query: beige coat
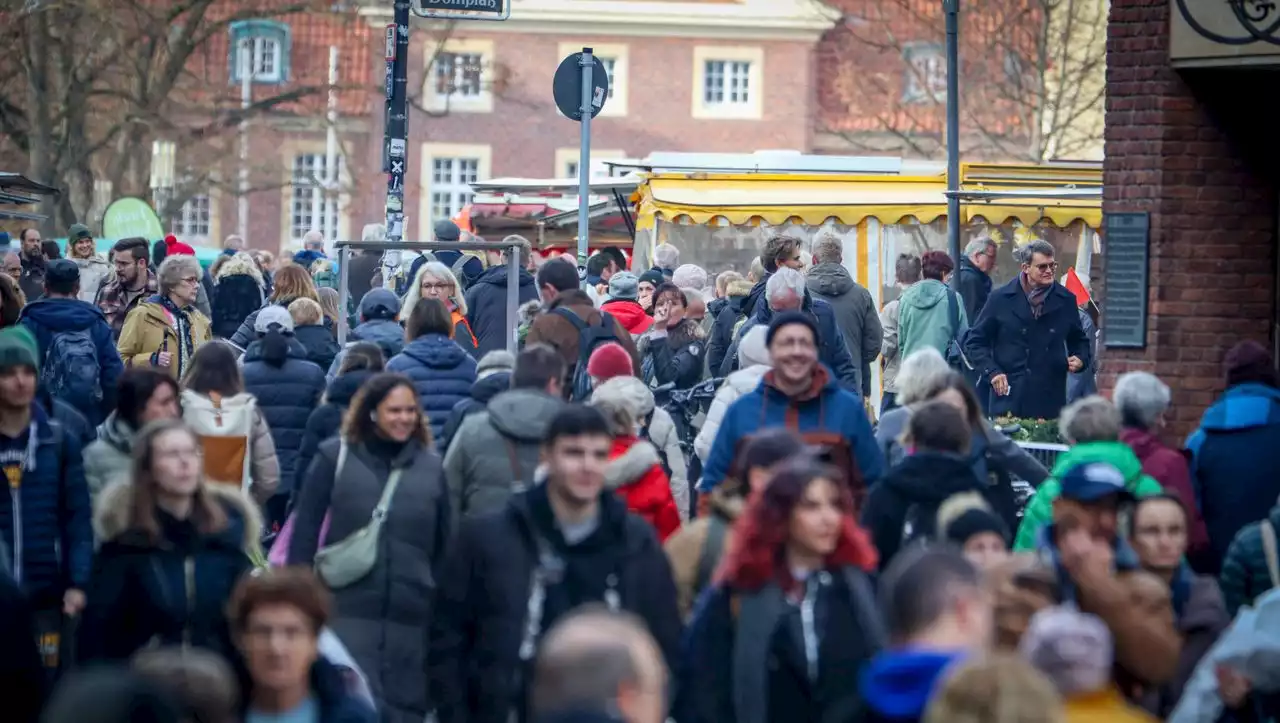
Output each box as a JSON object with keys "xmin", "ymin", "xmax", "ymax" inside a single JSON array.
[{"xmin": 117, "ymin": 300, "xmax": 213, "ymax": 379}]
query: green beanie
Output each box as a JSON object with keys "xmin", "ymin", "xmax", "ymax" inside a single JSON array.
[{"xmin": 0, "ymin": 326, "xmax": 40, "ymax": 374}]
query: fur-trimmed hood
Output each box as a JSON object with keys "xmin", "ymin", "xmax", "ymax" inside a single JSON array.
[
  {"xmin": 592, "ymin": 375, "xmax": 656, "ymax": 420},
  {"xmin": 726, "ymin": 278, "xmax": 753, "ymax": 298},
  {"xmin": 94, "ymin": 480, "xmax": 264, "ymax": 556},
  {"xmin": 738, "ymin": 325, "xmax": 770, "ymax": 368},
  {"xmin": 518, "ymin": 299, "xmax": 543, "ymax": 327},
  {"xmin": 605, "ymin": 439, "xmax": 663, "ymax": 490},
  {"xmin": 216, "ymin": 251, "xmax": 265, "ymax": 288},
  {"xmin": 667, "ymin": 317, "xmax": 706, "ymax": 347}
]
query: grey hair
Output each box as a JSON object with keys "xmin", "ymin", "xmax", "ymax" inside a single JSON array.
[
  {"xmin": 896, "ymin": 348, "xmax": 952, "ymax": 405},
  {"xmin": 1059, "ymin": 395, "xmax": 1121, "ymax": 444},
  {"xmin": 747, "ymin": 256, "xmax": 765, "ymax": 283},
  {"xmin": 302, "ymin": 229, "xmax": 325, "ymax": 250},
  {"xmin": 963, "ymin": 237, "xmax": 995, "ymax": 257},
  {"xmin": 532, "ymin": 606, "xmax": 657, "ymax": 717},
  {"xmin": 765, "ymin": 267, "xmax": 806, "ymax": 305},
  {"xmin": 812, "ymin": 233, "xmax": 843, "ymax": 264},
  {"xmin": 1113, "ymin": 371, "xmax": 1171, "ymax": 430},
  {"xmin": 654, "ymin": 242, "xmax": 680, "ymax": 269},
  {"xmin": 1014, "ymin": 239, "xmax": 1055, "ymax": 265},
  {"xmin": 500, "ymin": 234, "xmax": 531, "ymax": 262},
  {"xmin": 715, "ymin": 270, "xmax": 743, "ymax": 294},
  {"xmin": 672, "ymin": 264, "xmax": 708, "ymax": 292},
  {"xmin": 157, "ymin": 255, "xmax": 203, "ymax": 296},
  {"xmin": 402, "ymin": 261, "xmax": 468, "ymax": 317}
]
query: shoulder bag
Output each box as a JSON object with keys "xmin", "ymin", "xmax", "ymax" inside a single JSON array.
[{"xmin": 314, "ymin": 442, "xmax": 404, "ymax": 589}]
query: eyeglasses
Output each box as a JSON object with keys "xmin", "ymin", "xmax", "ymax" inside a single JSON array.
[
  {"xmin": 180, "ymin": 276, "xmax": 200, "ymax": 285},
  {"xmin": 421, "ymin": 282, "xmax": 453, "ymax": 292},
  {"xmin": 1029, "ymin": 262, "xmax": 1058, "ymax": 272}
]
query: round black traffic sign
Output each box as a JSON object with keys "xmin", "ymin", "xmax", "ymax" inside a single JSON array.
[{"xmin": 553, "ymin": 51, "xmax": 610, "ymax": 121}]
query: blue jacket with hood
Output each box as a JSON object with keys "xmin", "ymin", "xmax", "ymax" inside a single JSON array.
[
  {"xmin": 1186, "ymin": 382, "xmax": 1280, "ymax": 563},
  {"xmin": 325, "ymin": 289, "xmax": 406, "ymax": 381},
  {"xmin": 19, "ymin": 297, "xmax": 124, "ymax": 424},
  {"xmin": 464, "ymin": 265, "xmax": 538, "ymax": 356},
  {"xmin": 859, "ymin": 649, "xmax": 964, "ymax": 723},
  {"xmin": 699, "ymin": 366, "xmax": 883, "ymax": 492},
  {"xmin": 387, "ymin": 334, "xmax": 478, "ymax": 442}
]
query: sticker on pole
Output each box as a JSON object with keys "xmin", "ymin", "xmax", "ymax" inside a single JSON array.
[
  {"xmin": 553, "ymin": 51, "xmax": 610, "ymax": 121},
  {"xmin": 413, "ymin": 0, "xmax": 510, "ymax": 21}
]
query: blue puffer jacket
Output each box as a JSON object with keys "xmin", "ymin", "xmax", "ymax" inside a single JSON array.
[
  {"xmin": 327, "ymin": 319, "xmax": 406, "ymax": 382},
  {"xmin": 387, "ymin": 334, "xmax": 477, "ymax": 441},
  {"xmin": 1187, "ymin": 383, "xmax": 1280, "ymax": 566},
  {"xmin": 19, "ymin": 297, "xmax": 124, "ymax": 425},
  {"xmin": 243, "ymin": 339, "xmax": 327, "ymax": 484},
  {"xmin": 0, "ymin": 404, "xmax": 93, "ymax": 607}
]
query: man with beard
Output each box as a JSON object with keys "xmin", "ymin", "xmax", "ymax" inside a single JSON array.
[
  {"xmin": 16, "ymin": 229, "xmax": 46, "ymax": 302},
  {"xmin": 95, "ymin": 237, "xmax": 158, "ymax": 339}
]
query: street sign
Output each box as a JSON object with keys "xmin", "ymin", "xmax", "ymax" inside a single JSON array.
[
  {"xmin": 412, "ymin": 0, "xmax": 510, "ymax": 21},
  {"xmin": 553, "ymin": 52, "xmax": 609, "ymax": 121}
]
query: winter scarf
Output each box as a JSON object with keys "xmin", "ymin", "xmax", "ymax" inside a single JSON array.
[
  {"xmin": 153, "ymin": 294, "xmax": 196, "ymax": 378},
  {"xmin": 1020, "ymin": 272, "xmax": 1051, "ymax": 319}
]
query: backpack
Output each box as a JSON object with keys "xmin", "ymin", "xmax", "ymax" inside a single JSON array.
[
  {"xmin": 40, "ymin": 329, "xmax": 102, "ymax": 410},
  {"xmin": 553, "ymin": 307, "xmax": 619, "ymax": 402},
  {"xmin": 181, "ymin": 389, "xmax": 258, "ymax": 491}
]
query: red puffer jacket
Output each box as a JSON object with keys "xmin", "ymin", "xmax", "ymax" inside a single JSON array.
[
  {"xmin": 601, "ymin": 299, "xmax": 653, "ymax": 336},
  {"xmin": 604, "ymin": 435, "xmax": 680, "ymax": 540}
]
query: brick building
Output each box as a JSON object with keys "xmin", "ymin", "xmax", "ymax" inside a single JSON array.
[{"xmin": 1099, "ymin": 0, "xmax": 1279, "ymax": 437}]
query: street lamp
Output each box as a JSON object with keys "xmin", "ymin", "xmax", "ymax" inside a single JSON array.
[
  {"xmin": 150, "ymin": 139, "xmax": 176, "ymax": 228},
  {"xmin": 944, "ymin": 0, "xmax": 961, "ymax": 293}
]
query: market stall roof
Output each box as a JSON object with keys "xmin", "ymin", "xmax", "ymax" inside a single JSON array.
[
  {"xmin": 470, "ymin": 176, "xmax": 640, "ymax": 196},
  {"xmin": 0, "ymin": 173, "xmax": 59, "ymax": 196}
]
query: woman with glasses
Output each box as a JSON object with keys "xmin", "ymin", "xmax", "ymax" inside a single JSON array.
[
  {"xmin": 79, "ymin": 419, "xmax": 257, "ymax": 662},
  {"xmin": 118, "ymin": 254, "xmax": 213, "ymax": 380},
  {"xmin": 401, "ymin": 261, "xmax": 478, "ymax": 357}
]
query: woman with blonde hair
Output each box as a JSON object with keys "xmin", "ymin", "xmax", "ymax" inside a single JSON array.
[
  {"xmin": 924, "ymin": 653, "xmax": 1065, "ymax": 723},
  {"xmin": 229, "ymin": 263, "xmax": 320, "ymax": 347},
  {"xmin": 67, "ymin": 227, "xmax": 111, "ymax": 302},
  {"xmin": 401, "ymin": 260, "xmax": 477, "ymax": 356},
  {"xmin": 79, "ymin": 419, "xmax": 259, "ymax": 662},
  {"xmin": 317, "ymin": 285, "xmax": 344, "ymax": 333},
  {"xmin": 211, "ymin": 251, "xmax": 265, "ymax": 339}
]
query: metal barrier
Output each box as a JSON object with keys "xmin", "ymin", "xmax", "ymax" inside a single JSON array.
[{"xmin": 1015, "ymin": 442, "xmax": 1070, "ymax": 472}]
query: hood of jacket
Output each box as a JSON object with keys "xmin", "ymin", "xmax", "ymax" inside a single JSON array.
[
  {"xmin": 1048, "ymin": 440, "xmax": 1146, "ymax": 487},
  {"xmin": 601, "ymin": 299, "xmax": 652, "ymax": 333},
  {"xmin": 243, "ymin": 336, "xmax": 309, "ymax": 364},
  {"xmin": 592, "ymin": 375, "xmax": 656, "ymax": 419},
  {"xmin": 548, "ymin": 288, "xmax": 597, "ymax": 316},
  {"xmin": 604, "ymin": 437, "xmax": 663, "ymax": 490},
  {"xmin": 806, "ymin": 262, "xmax": 856, "ymax": 297},
  {"xmin": 885, "ymin": 451, "xmax": 986, "ymax": 504},
  {"xmin": 860, "ymin": 649, "xmax": 965, "ymax": 719},
  {"xmin": 477, "ymin": 263, "xmax": 536, "ymax": 290},
  {"xmin": 900, "ymin": 278, "xmax": 949, "ymax": 311},
  {"xmin": 742, "ymin": 275, "xmax": 770, "ymax": 318},
  {"xmin": 470, "ymin": 370, "xmax": 511, "ymax": 404},
  {"xmin": 93, "ymin": 479, "xmax": 264, "ymax": 554},
  {"xmin": 738, "ymin": 324, "xmax": 770, "ymax": 368},
  {"xmin": 95, "ymin": 412, "xmax": 136, "ymax": 454},
  {"xmin": 1118, "ymin": 427, "xmax": 1172, "ymax": 463},
  {"xmin": 18, "ymin": 296, "xmax": 109, "ymax": 332},
  {"xmin": 215, "ymin": 253, "xmax": 265, "ymax": 286},
  {"xmin": 1197, "ymin": 382, "xmax": 1280, "ymax": 433},
  {"xmin": 73, "ymin": 254, "xmax": 109, "ymax": 271},
  {"xmin": 488, "ymin": 388, "xmax": 565, "ymax": 443},
  {"xmin": 324, "ymin": 369, "xmax": 376, "ymax": 407},
  {"xmin": 401, "ymin": 333, "xmax": 469, "ymax": 369},
  {"xmin": 292, "ymin": 249, "xmax": 326, "ymax": 269},
  {"xmin": 350, "ymin": 318, "xmax": 404, "ymax": 348}
]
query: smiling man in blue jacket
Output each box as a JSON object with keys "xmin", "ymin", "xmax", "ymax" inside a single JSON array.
[
  {"xmin": 700, "ymin": 310, "xmax": 883, "ymax": 495},
  {"xmin": 19, "ymin": 259, "xmax": 123, "ymax": 426}
]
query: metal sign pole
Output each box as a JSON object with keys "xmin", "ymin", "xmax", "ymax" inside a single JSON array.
[
  {"xmin": 337, "ymin": 245, "xmax": 351, "ymax": 344},
  {"xmin": 383, "ymin": 0, "xmax": 411, "ymax": 288},
  {"xmin": 576, "ymin": 48, "xmax": 594, "ymax": 266},
  {"xmin": 944, "ymin": 0, "xmax": 962, "ymax": 293},
  {"xmin": 506, "ymin": 246, "xmax": 520, "ymax": 354}
]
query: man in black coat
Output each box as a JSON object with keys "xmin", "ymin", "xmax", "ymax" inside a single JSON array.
[
  {"xmin": 957, "ymin": 237, "xmax": 997, "ymax": 321},
  {"xmin": 466, "ymin": 240, "xmax": 539, "ymax": 356},
  {"xmin": 962, "ymin": 240, "xmax": 1091, "ymax": 420},
  {"xmin": 429, "ymin": 404, "xmax": 682, "ymax": 723}
]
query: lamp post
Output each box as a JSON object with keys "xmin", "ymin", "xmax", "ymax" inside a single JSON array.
[
  {"xmin": 150, "ymin": 140, "xmax": 176, "ymax": 230},
  {"xmin": 944, "ymin": 0, "xmax": 962, "ymax": 293}
]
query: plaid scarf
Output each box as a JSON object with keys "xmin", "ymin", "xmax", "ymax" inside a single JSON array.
[{"xmin": 1020, "ymin": 272, "xmax": 1052, "ymax": 319}]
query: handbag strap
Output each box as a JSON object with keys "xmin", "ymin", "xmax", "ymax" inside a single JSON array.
[
  {"xmin": 1263, "ymin": 520, "xmax": 1280, "ymax": 589},
  {"xmin": 370, "ymin": 465, "xmax": 403, "ymax": 523},
  {"xmin": 946, "ymin": 288, "xmax": 961, "ymax": 343}
]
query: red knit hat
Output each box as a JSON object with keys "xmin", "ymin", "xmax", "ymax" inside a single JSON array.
[
  {"xmin": 586, "ymin": 342, "xmax": 633, "ymax": 382},
  {"xmin": 164, "ymin": 234, "xmax": 196, "ymax": 256}
]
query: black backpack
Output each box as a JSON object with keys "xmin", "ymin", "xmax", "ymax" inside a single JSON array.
[{"xmin": 553, "ymin": 308, "xmax": 619, "ymax": 401}]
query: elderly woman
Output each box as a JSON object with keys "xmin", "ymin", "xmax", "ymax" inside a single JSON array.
[
  {"xmin": 875, "ymin": 348, "xmax": 1048, "ymax": 527},
  {"xmin": 118, "ymin": 254, "xmax": 213, "ymax": 379},
  {"xmin": 1116, "ymin": 371, "xmax": 1210, "ymax": 565},
  {"xmin": 401, "ymin": 261, "xmax": 477, "ymax": 357}
]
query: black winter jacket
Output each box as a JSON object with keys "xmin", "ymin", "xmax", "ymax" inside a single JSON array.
[
  {"xmin": 295, "ymin": 370, "xmax": 376, "ymax": 493},
  {"xmin": 0, "ymin": 571, "xmax": 43, "ymax": 723},
  {"xmin": 243, "ymin": 339, "xmax": 327, "ymax": 484},
  {"xmin": 708, "ymin": 279, "xmax": 766, "ymax": 376},
  {"xmin": 644, "ymin": 320, "xmax": 706, "ymax": 390},
  {"xmin": 465, "ymin": 265, "xmax": 539, "ymax": 357},
  {"xmin": 956, "ymin": 257, "xmax": 992, "ymax": 321},
  {"xmin": 294, "ymin": 323, "xmax": 342, "ymax": 372},
  {"xmin": 211, "ymin": 274, "xmax": 263, "ymax": 339},
  {"xmin": 428, "ymin": 483, "xmax": 683, "ymax": 723},
  {"xmin": 861, "ymin": 451, "xmax": 991, "ymax": 570}
]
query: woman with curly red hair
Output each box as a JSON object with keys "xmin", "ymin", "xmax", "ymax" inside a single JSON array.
[{"xmin": 674, "ymin": 456, "xmax": 885, "ymax": 723}]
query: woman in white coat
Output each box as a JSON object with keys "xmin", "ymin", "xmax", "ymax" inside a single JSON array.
[{"xmin": 694, "ymin": 324, "xmax": 771, "ymax": 462}]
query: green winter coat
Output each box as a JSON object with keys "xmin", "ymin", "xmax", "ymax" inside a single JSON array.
[
  {"xmin": 897, "ymin": 278, "xmax": 968, "ymax": 361},
  {"xmin": 1013, "ymin": 441, "xmax": 1164, "ymax": 551}
]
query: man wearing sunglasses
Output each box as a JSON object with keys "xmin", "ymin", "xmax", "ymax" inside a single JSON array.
[{"xmin": 962, "ymin": 239, "xmax": 1090, "ymax": 420}]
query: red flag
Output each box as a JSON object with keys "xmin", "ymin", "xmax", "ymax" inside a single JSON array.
[{"xmin": 1064, "ymin": 267, "xmax": 1091, "ymax": 307}]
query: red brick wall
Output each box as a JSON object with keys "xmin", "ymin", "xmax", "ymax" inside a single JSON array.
[{"xmin": 1100, "ymin": 0, "xmax": 1279, "ymax": 439}]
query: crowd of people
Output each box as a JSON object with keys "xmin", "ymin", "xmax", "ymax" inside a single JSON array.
[{"xmin": 5, "ymin": 221, "xmax": 1280, "ymax": 723}]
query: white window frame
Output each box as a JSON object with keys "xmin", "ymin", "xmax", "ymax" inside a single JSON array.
[
  {"xmin": 418, "ymin": 143, "xmax": 492, "ymax": 241},
  {"xmin": 174, "ymin": 194, "xmax": 213, "ymax": 242},
  {"xmin": 692, "ymin": 46, "xmax": 764, "ymax": 120},
  {"xmin": 237, "ymin": 36, "xmax": 283, "ymax": 83},
  {"xmin": 902, "ymin": 43, "xmax": 947, "ymax": 104},
  {"xmin": 557, "ymin": 43, "xmax": 630, "ymax": 117},
  {"xmin": 423, "ymin": 39, "xmax": 494, "ymax": 114},
  {"xmin": 289, "ymin": 153, "xmax": 342, "ymax": 244}
]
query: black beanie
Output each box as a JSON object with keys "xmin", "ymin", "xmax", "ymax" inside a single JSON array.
[
  {"xmin": 766, "ymin": 310, "xmax": 819, "ymax": 346},
  {"xmin": 943, "ymin": 507, "xmax": 1011, "ymax": 548}
]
